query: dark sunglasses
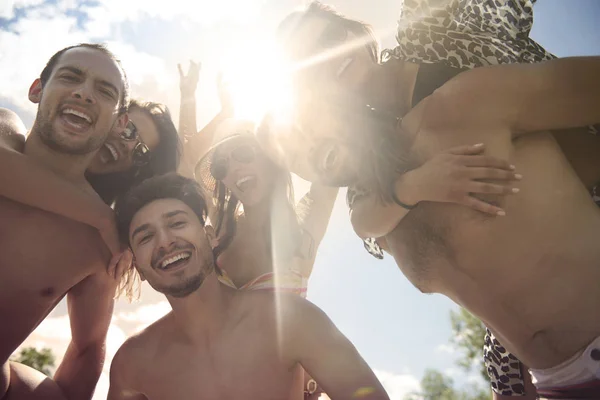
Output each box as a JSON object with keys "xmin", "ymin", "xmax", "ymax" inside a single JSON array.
[
  {"xmin": 210, "ymin": 143, "xmax": 256, "ymax": 181},
  {"xmin": 121, "ymin": 121, "xmax": 151, "ymax": 167}
]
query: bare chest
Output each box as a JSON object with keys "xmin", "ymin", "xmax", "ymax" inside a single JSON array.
[
  {"xmin": 139, "ymin": 331, "xmax": 301, "ymax": 400},
  {"xmin": 0, "ymin": 198, "xmax": 107, "ymax": 357},
  {"xmin": 219, "ymin": 223, "xmax": 272, "ymax": 286}
]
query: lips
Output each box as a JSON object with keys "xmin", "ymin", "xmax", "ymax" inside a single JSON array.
[
  {"xmin": 58, "ymin": 105, "xmax": 95, "ymax": 134},
  {"xmin": 235, "ymin": 175, "xmax": 257, "ymax": 192},
  {"xmin": 155, "ymin": 251, "xmax": 192, "ymax": 271}
]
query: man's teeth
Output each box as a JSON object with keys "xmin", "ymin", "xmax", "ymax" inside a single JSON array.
[
  {"xmin": 105, "ymin": 143, "xmax": 119, "ymax": 161},
  {"xmin": 62, "ymin": 108, "xmax": 92, "ymax": 123},
  {"xmin": 160, "ymin": 252, "xmax": 191, "ymax": 269}
]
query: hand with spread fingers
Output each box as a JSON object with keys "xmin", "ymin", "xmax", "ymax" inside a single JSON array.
[
  {"xmin": 395, "ymin": 143, "xmax": 521, "ymax": 216},
  {"xmin": 178, "ymin": 60, "xmax": 201, "ymax": 99}
]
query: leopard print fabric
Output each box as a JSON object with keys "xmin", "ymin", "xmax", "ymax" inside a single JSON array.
[{"xmin": 484, "ymin": 328, "xmax": 527, "ymax": 396}]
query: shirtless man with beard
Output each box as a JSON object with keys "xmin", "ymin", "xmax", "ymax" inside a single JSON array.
[
  {"xmin": 275, "ymin": 3, "xmax": 600, "ymax": 398},
  {"xmin": 0, "ymin": 43, "xmax": 129, "ymax": 400},
  {"xmin": 108, "ymin": 173, "xmax": 388, "ymax": 400}
]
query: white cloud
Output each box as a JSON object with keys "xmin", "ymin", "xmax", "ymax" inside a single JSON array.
[
  {"xmin": 374, "ymin": 369, "xmax": 421, "ymax": 400},
  {"xmin": 115, "ymin": 301, "xmax": 170, "ymax": 332},
  {"xmin": 85, "ymin": 0, "xmax": 263, "ymax": 26},
  {"xmin": 0, "ymin": 1, "xmax": 176, "ymax": 119},
  {"xmin": 435, "ymin": 343, "xmax": 456, "ymax": 354}
]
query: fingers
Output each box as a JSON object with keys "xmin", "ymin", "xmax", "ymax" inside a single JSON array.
[
  {"xmin": 107, "ymin": 252, "xmax": 123, "ymax": 279},
  {"xmin": 466, "ymin": 167, "xmax": 522, "ymax": 181},
  {"xmin": 467, "ymin": 181, "xmax": 520, "ymax": 195},
  {"xmin": 458, "ymin": 155, "xmax": 515, "ymax": 171},
  {"xmin": 114, "ymin": 250, "xmax": 133, "ymax": 281},
  {"xmin": 446, "ymin": 143, "xmax": 485, "ymax": 155},
  {"xmin": 177, "ymin": 63, "xmax": 184, "ymax": 78},
  {"xmin": 460, "ymin": 196, "xmax": 506, "ymax": 216}
]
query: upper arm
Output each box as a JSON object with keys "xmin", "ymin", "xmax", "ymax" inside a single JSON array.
[
  {"xmin": 427, "ymin": 57, "xmax": 600, "ymax": 136},
  {"xmin": 67, "ymin": 271, "xmax": 116, "ymax": 351},
  {"xmin": 108, "ymin": 344, "xmax": 146, "ymax": 400},
  {"xmin": 0, "ymin": 108, "xmax": 26, "ymax": 151},
  {"xmin": 283, "ymin": 299, "xmax": 388, "ymax": 399}
]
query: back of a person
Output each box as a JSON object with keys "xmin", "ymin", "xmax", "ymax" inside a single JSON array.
[
  {"xmin": 0, "ymin": 196, "xmax": 107, "ymax": 363},
  {"xmin": 386, "ymin": 101, "xmax": 600, "ymax": 371}
]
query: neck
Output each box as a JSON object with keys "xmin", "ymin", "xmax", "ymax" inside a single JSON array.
[
  {"xmin": 362, "ymin": 59, "xmax": 419, "ymax": 117},
  {"xmin": 168, "ymin": 273, "xmax": 232, "ymax": 344},
  {"xmin": 25, "ymin": 129, "xmax": 96, "ymax": 185},
  {"xmin": 242, "ymin": 182, "xmax": 285, "ymax": 226}
]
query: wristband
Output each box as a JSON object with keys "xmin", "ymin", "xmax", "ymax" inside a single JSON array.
[{"xmin": 390, "ymin": 179, "xmax": 416, "ymax": 210}]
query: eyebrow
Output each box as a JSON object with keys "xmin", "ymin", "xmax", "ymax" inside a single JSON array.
[
  {"xmin": 164, "ymin": 210, "xmax": 189, "ymax": 219},
  {"xmin": 130, "ymin": 210, "xmax": 190, "ymax": 242},
  {"xmin": 56, "ymin": 66, "xmax": 120, "ymax": 98},
  {"xmin": 130, "ymin": 223, "xmax": 151, "ymax": 242}
]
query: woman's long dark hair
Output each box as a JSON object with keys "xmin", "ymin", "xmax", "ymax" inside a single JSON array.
[{"xmin": 86, "ymin": 99, "xmax": 182, "ymax": 206}]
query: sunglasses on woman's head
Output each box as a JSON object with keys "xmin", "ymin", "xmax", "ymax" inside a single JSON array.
[
  {"xmin": 121, "ymin": 121, "xmax": 152, "ymax": 167},
  {"xmin": 210, "ymin": 143, "xmax": 257, "ymax": 181}
]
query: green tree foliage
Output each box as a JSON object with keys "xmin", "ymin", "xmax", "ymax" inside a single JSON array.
[
  {"xmin": 12, "ymin": 347, "xmax": 56, "ymax": 376},
  {"xmin": 450, "ymin": 308, "xmax": 488, "ymax": 381},
  {"xmin": 405, "ymin": 369, "xmax": 491, "ymax": 400}
]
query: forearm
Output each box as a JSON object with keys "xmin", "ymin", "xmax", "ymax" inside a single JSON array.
[
  {"xmin": 185, "ymin": 111, "xmax": 229, "ymax": 166},
  {"xmin": 179, "ymin": 94, "xmax": 197, "ymax": 139},
  {"xmin": 0, "ymin": 148, "xmax": 112, "ymax": 228},
  {"xmin": 351, "ymin": 174, "xmax": 418, "ymax": 239},
  {"xmin": 54, "ymin": 341, "xmax": 105, "ymax": 400}
]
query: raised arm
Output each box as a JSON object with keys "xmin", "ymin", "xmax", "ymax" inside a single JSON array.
[
  {"xmin": 427, "ymin": 56, "xmax": 600, "ymax": 135},
  {"xmin": 178, "ymin": 65, "xmax": 233, "ymax": 174},
  {"xmin": 178, "ymin": 60, "xmax": 201, "ymax": 140},
  {"xmin": 0, "ymin": 144, "xmax": 120, "ymax": 255},
  {"xmin": 294, "ymin": 183, "xmax": 338, "ymax": 276},
  {"xmin": 282, "ymin": 297, "xmax": 389, "ymax": 400},
  {"xmin": 54, "ymin": 271, "xmax": 117, "ymax": 400}
]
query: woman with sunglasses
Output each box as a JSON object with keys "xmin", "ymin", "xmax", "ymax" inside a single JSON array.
[
  {"xmin": 0, "ymin": 100, "xmax": 180, "ymax": 294},
  {"xmin": 178, "ymin": 63, "xmax": 338, "ymax": 398}
]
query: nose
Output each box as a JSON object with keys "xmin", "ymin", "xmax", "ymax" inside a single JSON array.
[
  {"xmin": 156, "ymin": 228, "xmax": 176, "ymax": 251},
  {"xmin": 119, "ymin": 138, "xmax": 138, "ymax": 160},
  {"xmin": 71, "ymin": 81, "xmax": 96, "ymax": 104}
]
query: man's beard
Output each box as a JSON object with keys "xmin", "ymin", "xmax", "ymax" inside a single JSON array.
[
  {"xmin": 35, "ymin": 107, "xmax": 107, "ymax": 155},
  {"xmin": 321, "ymin": 98, "xmax": 407, "ymax": 192},
  {"xmin": 152, "ymin": 248, "xmax": 216, "ymax": 298}
]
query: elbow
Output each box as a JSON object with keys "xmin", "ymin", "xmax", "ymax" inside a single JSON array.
[{"xmin": 350, "ymin": 211, "xmax": 396, "ymax": 239}]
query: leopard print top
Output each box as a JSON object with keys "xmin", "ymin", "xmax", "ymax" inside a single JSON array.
[{"xmin": 347, "ymin": 0, "xmax": 598, "ymax": 396}]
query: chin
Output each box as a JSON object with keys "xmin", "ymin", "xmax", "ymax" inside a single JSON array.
[{"xmin": 239, "ymin": 192, "xmax": 263, "ymax": 207}]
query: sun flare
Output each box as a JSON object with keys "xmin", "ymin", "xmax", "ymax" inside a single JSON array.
[{"xmin": 220, "ymin": 39, "xmax": 294, "ymax": 125}]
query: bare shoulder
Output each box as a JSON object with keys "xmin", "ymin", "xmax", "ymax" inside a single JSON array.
[{"xmin": 111, "ymin": 313, "xmax": 175, "ymax": 375}]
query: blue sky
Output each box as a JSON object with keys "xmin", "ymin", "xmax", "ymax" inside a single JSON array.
[{"xmin": 1, "ymin": 0, "xmax": 599, "ymax": 398}]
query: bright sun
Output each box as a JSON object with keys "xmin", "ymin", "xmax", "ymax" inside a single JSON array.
[{"xmin": 220, "ymin": 38, "xmax": 293, "ymax": 124}]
